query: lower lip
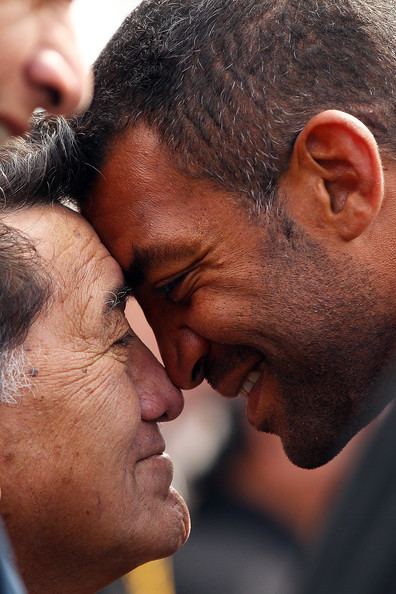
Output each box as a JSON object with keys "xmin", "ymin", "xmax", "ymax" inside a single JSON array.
[
  {"xmin": 139, "ymin": 452, "xmax": 171, "ymax": 464},
  {"xmin": 135, "ymin": 453, "xmax": 175, "ymax": 499},
  {"xmin": 137, "ymin": 452, "xmax": 174, "ymax": 476}
]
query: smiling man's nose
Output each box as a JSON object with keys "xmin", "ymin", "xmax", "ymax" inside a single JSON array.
[
  {"xmin": 159, "ymin": 328, "xmax": 209, "ymax": 390},
  {"xmin": 25, "ymin": 48, "xmax": 93, "ymax": 116}
]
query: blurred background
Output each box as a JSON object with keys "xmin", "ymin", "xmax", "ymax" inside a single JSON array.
[
  {"xmin": 70, "ymin": 4, "xmax": 379, "ymax": 594},
  {"xmin": 71, "ymin": 1, "xmax": 138, "ymax": 67}
]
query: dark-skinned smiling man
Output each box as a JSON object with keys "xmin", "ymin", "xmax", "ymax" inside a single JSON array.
[{"xmin": 8, "ymin": 0, "xmax": 396, "ymax": 592}]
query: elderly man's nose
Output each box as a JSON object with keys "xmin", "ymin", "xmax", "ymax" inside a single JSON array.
[
  {"xmin": 25, "ymin": 49, "xmax": 93, "ymax": 116},
  {"xmin": 139, "ymin": 374, "xmax": 184, "ymax": 423},
  {"xmin": 135, "ymin": 343, "xmax": 184, "ymax": 422},
  {"xmin": 160, "ymin": 328, "xmax": 208, "ymax": 391}
]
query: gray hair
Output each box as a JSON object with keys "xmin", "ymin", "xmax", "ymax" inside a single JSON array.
[
  {"xmin": 0, "ymin": 347, "xmax": 30, "ymax": 404},
  {"xmin": 2, "ymin": 0, "xmax": 396, "ymax": 217},
  {"xmin": 0, "ymin": 138, "xmax": 54, "ymax": 404}
]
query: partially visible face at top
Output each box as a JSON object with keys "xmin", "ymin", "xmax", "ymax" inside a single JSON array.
[
  {"xmin": 0, "ymin": 205, "xmax": 189, "ymax": 594},
  {"xmin": 0, "ymin": 0, "xmax": 91, "ymax": 141},
  {"xmin": 85, "ymin": 123, "xmax": 396, "ymax": 469}
]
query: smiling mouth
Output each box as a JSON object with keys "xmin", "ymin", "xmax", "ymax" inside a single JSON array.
[{"xmin": 238, "ymin": 361, "xmax": 266, "ymax": 399}]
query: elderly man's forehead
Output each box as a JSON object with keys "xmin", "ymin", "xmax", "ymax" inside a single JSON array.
[{"xmin": 2, "ymin": 204, "xmax": 122, "ymax": 291}]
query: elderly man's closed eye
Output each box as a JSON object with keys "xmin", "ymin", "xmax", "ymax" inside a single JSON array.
[{"xmin": 0, "ymin": 205, "xmax": 189, "ymax": 594}]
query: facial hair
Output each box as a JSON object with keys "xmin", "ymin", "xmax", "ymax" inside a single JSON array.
[{"xmin": 259, "ymin": 209, "xmax": 396, "ymax": 468}]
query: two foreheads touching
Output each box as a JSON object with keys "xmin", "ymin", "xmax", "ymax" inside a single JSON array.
[{"xmin": 1, "ymin": 0, "xmax": 396, "ymax": 404}]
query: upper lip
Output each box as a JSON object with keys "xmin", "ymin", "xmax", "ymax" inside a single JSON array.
[
  {"xmin": 208, "ymin": 355, "xmax": 265, "ymax": 398},
  {"xmin": 136, "ymin": 434, "xmax": 166, "ymax": 462}
]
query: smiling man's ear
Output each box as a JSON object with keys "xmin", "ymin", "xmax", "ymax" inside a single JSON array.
[{"xmin": 283, "ymin": 110, "xmax": 384, "ymax": 241}]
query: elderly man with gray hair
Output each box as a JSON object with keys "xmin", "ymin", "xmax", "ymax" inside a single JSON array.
[
  {"xmin": 0, "ymin": 0, "xmax": 92, "ymax": 589},
  {"xmin": 0, "ymin": 142, "xmax": 190, "ymax": 594}
]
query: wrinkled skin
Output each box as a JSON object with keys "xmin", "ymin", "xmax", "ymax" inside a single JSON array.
[
  {"xmin": 85, "ymin": 122, "xmax": 396, "ymax": 469},
  {"xmin": 0, "ymin": 0, "xmax": 91, "ymax": 140},
  {"xmin": 0, "ymin": 205, "xmax": 189, "ymax": 594}
]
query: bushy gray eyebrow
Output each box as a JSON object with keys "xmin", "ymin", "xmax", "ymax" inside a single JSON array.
[{"xmin": 104, "ymin": 285, "xmax": 132, "ymax": 313}]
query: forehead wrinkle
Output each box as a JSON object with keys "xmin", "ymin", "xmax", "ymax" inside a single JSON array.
[
  {"xmin": 52, "ymin": 237, "xmax": 126, "ymax": 336},
  {"xmin": 73, "ymin": 251, "xmax": 110, "ymax": 302},
  {"xmin": 51, "ymin": 223, "xmax": 102, "ymax": 282}
]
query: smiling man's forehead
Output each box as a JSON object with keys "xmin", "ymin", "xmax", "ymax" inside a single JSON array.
[
  {"xmin": 125, "ymin": 241, "xmax": 202, "ymax": 287},
  {"xmin": 86, "ymin": 121, "xmax": 245, "ymax": 287}
]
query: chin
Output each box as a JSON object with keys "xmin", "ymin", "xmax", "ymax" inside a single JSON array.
[
  {"xmin": 164, "ymin": 487, "xmax": 191, "ymax": 550},
  {"xmin": 145, "ymin": 488, "xmax": 190, "ymax": 562},
  {"xmin": 279, "ymin": 428, "xmax": 352, "ymax": 469},
  {"xmin": 284, "ymin": 444, "xmax": 343, "ymax": 469}
]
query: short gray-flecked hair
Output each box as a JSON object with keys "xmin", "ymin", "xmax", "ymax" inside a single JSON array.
[
  {"xmin": 0, "ymin": 140, "xmax": 53, "ymax": 404},
  {"xmin": 0, "ymin": 347, "xmax": 30, "ymax": 404},
  {"xmin": 3, "ymin": 0, "xmax": 396, "ymax": 217}
]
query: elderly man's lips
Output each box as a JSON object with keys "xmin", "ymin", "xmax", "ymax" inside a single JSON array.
[
  {"xmin": 136, "ymin": 436, "xmax": 166, "ymax": 462},
  {"xmin": 138, "ymin": 452, "xmax": 170, "ymax": 465},
  {"xmin": 138, "ymin": 453, "xmax": 175, "ymax": 485}
]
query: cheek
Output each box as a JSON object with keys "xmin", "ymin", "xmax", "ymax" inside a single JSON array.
[
  {"xmin": 0, "ymin": 367, "xmax": 145, "ymax": 548},
  {"xmin": 0, "ymin": 14, "xmax": 33, "ymax": 76},
  {"xmin": 78, "ymin": 358, "xmax": 141, "ymax": 431},
  {"xmin": 26, "ymin": 355, "xmax": 141, "ymax": 463},
  {"xmin": 189, "ymin": 289, "xmax": 263, "ymax": 343}
]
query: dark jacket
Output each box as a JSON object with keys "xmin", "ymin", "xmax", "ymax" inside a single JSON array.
[
  {"xmin": 0, "ymin": 522, "xmax": 26, "ymax": 594},
  {"xmin": 301, "ymin": 395, "xmax": 396, "ymax": 594}
]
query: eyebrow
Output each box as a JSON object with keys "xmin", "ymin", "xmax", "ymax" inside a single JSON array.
[
  {"xmin": 125, "ymin": 243, "xmax": 200, "ymax": 289},
  {"xmin": 104, "ymin": 284, "xmax": 132, "ymax": 314}
]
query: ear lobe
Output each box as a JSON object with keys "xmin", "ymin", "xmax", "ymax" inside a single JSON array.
[{"xmin": 289, "ymin": 110, "xmax": 384, "ymax": 241}]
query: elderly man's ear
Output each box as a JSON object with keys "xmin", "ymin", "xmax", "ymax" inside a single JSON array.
[{"xmin": 282, "ymin": 109, "xmax": 384, "ymax": 241}]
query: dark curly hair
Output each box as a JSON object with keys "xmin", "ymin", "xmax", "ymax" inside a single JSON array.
[{"xmin": 4, "ymin": 0, "xmax": 396, "ymax": 213}]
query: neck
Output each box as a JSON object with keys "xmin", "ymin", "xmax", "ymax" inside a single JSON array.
[{"xmin": 16, "ymin": 550, "xmax": 114, "ymax": 594}]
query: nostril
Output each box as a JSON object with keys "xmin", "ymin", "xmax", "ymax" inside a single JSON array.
[
  {"xmin": 25, "ymin": 49, "xmax": 87, "ymax": 116},
  {"xmin": 192, "ymin": 357, "xmax": 205, "ymax": 384},
  {"xmin": 45, "ymin": 86, "xmax": 61, "ymax": 108}
]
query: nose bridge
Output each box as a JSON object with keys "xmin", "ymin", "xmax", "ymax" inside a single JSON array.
[
  {"xmin": 154, "ymin": 312, "xmax": 209, "ymax": 391},
  {"xmin": 26, "ymin": 7, "xmax": 92, "ymax": 116}
]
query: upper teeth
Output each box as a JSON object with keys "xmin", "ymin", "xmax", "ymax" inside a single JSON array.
[{"xmin": 238, "ymin": 370, "xmax": 261, "ymax": 398}]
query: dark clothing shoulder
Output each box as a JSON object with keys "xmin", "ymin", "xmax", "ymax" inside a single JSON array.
[
  {"xmin": 301, "ymin": 402, "xmax": 396, "ymax": 594},
  {"xmin": 174, "ymin": 494, "xmax": 303, "ymax": 594},
  {"xmin": 0, "ymin": 522, "xmax": 26, "ymax": 594}
]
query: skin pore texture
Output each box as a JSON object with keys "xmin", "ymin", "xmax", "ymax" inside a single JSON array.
[
  {"xmin": 0, "ymin": 205, "xmax": 189, "ymax": 594},
  {"xmin": 85, "ymin": 116, "xmax": 396, "ymax": 469},
  {"xmin": 0, "ymin": 0, "xmax": 91, "ymax": 141}
]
